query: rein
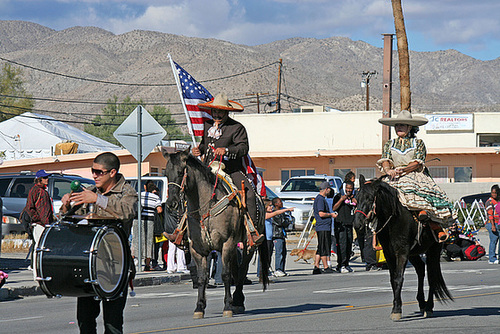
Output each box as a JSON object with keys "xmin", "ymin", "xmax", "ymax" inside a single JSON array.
[{"xmin": 356, "ymin": 195, "xmax": 393, "ymax": 235}]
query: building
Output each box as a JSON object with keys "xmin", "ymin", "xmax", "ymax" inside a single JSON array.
[{"xmin": 233, "ymin": 110, "xmax": 500, "ymax": 200}]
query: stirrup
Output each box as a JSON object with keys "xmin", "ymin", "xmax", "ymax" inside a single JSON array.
[
  {"xmin": 437, "ymin": 231, "xmax": 448, "ymax": 243},
  {"xmin": 418, "ymin": 210, "xmax": 428, "ymax": 222}
]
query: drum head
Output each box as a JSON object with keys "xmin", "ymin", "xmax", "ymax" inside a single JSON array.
[{"xmin": 93, "ymin": 230, "xmax": 127, "ymax": 297}]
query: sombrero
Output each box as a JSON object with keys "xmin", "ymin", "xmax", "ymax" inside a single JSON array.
[
  {"xmin": 378, "ymin": 110, "xmax": 428, "ymax": 127},
  {"xmin": 198, "ymin": 93, "xmax": 244, "ymax": 112}
]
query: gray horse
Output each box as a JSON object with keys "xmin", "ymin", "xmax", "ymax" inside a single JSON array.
[{"xmin": 163, "ymin": 149, "xmax": 269, "ymax": 319}]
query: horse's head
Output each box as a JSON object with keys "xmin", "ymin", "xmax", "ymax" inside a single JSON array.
[
  {"xmin": 163, "ymin": 147, "xmax": 190, "ymax": 211},
  {"xmin": 353, "ymin": 174, "xmax": 378, "ymax": 231}
]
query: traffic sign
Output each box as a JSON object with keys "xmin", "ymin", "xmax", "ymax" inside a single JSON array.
[{"xmin": 113, "ymin": 105, "xmax": 166, "ymax": 162}]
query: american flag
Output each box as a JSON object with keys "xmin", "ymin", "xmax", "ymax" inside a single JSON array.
[
  {"xmin": 170, "ymin": 56, "xmax": 266, "ymax": 197},
  {"xmin": 172, "ymin": 60, "xmax": 213, "ymax": 137}
]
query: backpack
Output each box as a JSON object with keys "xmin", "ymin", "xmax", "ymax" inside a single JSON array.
[
  {"xmin": 462, "ymin": 244, "xmax": 486, "ymax": 261},
  {"xmin": 20, "ymin": 209, "xmax": 34, "ymax": 239}
]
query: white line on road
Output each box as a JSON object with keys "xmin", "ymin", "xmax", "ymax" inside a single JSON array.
[{"xmin": 0, "ymin": 316, "xmax": 44, "ymax": 323}]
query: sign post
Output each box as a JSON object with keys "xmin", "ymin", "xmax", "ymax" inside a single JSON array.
[{"xmin": 114, "ymin": 105, "xmax": 166, "ymax": 271}]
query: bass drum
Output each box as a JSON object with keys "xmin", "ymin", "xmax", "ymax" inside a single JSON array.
[{"xmin": 36, "ymin": 222, "xmax": 130, "ymax": 300}]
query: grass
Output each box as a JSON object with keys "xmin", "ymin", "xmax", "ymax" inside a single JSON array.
[{"xmin": 1, "ymin": 234, "xmax": 31, "ymax": 253}]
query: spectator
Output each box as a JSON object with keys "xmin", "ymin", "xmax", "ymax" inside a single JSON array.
[
  {"xmin": 487, "ymin": 184, "xmax": 500, "ymax": 264},
  {"xmin": 25, "ymin": 169, "xmax": 55, "ymax": 279},
  {"xmin": 257, "ymin": 199, "xmax": 274, "ymax": 279},
  {"xmin": 332, "ymin": 180, "xmax": 357, "ymax": 273},
  {"xmin": 312, "ymin": 182, "xmax": 337, "ymax": 274},
  {"xmin": 444, "ymin": 222, "xmax": 481, "ymax": 261},
  {"xmin": 363, "ymin": 228, "xmax": 379, "ymax": 271},
  {"xmin": 271, "ymin": 197, "xmax": 294, "ymax": 277},
  {"xmin": 137, "ymin": 180, "xmax": 162, "ymax": 271}
]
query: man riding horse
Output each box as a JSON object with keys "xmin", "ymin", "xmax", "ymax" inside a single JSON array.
[{"xmin": 165, "ymin": 93, "xmax": 265, "ymax": 247}]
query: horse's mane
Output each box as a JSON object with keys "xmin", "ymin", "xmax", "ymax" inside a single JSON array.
[
  {"xmin": 374, "ymin": 178, "xmax": 403, "ymax": 218},
  {"xmin": 185, "ymin": 154, "xmax": 218, "ymax": 185}
]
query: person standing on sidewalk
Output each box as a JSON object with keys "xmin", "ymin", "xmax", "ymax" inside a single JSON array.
[
  {"xmin": 26, "ymin": 169, "xmax": 55, "ymax": 279},
  {"xmin": 139, "ymin": 180, "xmax": 162, "ymax": 271},
  {"xmin": 332, "ymin": 180, "xmax": 357, "ymax": 273},
  {"xmin": 487, "ymin": 184, "xmax": 500, "ymax": 264},
  {"xmin": 312, "ymin": 182, "xmax": 337, "ymax": 274},
  {"xmin": 271, "ymin": 197, "xmax": 294, "ymax": 277}
]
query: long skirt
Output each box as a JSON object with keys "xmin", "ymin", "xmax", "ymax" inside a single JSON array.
[{"xmin": 386, "ymin": 170, "xmax": 456, "ymax": 225}]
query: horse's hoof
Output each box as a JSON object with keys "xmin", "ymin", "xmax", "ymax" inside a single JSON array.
[
  {"xmin": 418, "ymin": 308, "xmax": 425, "ymax": 316},
  {"xmin": 193, "ymin": 312, "xmax": 204, "ymax": 319},
  {"xmin": 222, "ymin": 310, "xmax": 233, "ymax": 317},
  {"xmin": 424, "ymin": 310, "xmax": 433, "ymax": 318},
  {"xmin": 232, "ymin": 305, "xmax": 245, "ymax": 314},
  {"xmin": 390, "ymin": 313, "xmax": 402, "ymax": 321}
]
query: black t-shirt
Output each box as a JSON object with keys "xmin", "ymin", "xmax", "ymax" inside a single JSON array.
[{"xmin": 333, "ymin": 194, "xmax": 356, "ymax": 225}]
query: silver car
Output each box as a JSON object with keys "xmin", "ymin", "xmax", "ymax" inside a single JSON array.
[{"xmin": 265, "ymin": 186, "xmax": 312, "ymax": 231}]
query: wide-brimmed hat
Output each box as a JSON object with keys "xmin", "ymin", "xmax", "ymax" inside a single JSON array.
[
  {"xmin": 378, "ymin": 110, "xmax": 428, "ymax": 127},
  {"xmin": 198, "ymin": 93, "xmax": 244, "ymax": 112}
]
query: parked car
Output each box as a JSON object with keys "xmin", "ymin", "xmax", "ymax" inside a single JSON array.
[
  {"xmin": 0, "ymin": 172, "xmax": 95, "ymax": 235},
  {"xmin": 265, "ymin": 186, "xmax": 312, "ymax": 231},
  {"xmin": 125, "ymin": 176, "xmax": 169, "ymax": 203},
  {"xmin": 275, "ymin": 175, "xmax": 343, "ymax": 204},
  {"xmin": 460, "ymin": 192, "xmax": 490, "ymax": 204}
]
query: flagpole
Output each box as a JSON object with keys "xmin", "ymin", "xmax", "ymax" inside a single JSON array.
[{"xmin": 168, "ymin": 54, "xmax": 197, "ymax": 146}]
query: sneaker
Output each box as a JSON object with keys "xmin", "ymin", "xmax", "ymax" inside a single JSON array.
[
  {"xmin": 340, "ymin": 266, "xmax": 349, "ymax": 274},
  {"xmin": 166, "ymin": 270, "xmax": 176, "ymax": 274},
  {"xmin": 323, "ymin": 267, "xmax": 335, "ymax": 274},
  {"xmin": 275, "ymin": 270, "xmax": 287, "ymax": 277},
  {"xmin": 345, "ymin": 266, "xmax": 354, "ymax": 272},
  {"xmin": 450, "ymin": 257, "xmax": 461, "ymax": 262},
  {"xmin": 488, "ymin": 260, "xmax": 499, "ymax": 265},
  {"xmin": 177, "ymin": 269, "xmax": 190, "ymax": 274},
  {"xmin": 312, "ymin": 266, "xmax": 322, "ymax": 275}
]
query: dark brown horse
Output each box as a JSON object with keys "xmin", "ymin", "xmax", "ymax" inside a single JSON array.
[
  {"xmin": 353, "ymin": 175, "xmax": 453, "ymax": 321},
  {"xmin": 163, "ymin": 149, "xmax": 268, "ymax": 319}
]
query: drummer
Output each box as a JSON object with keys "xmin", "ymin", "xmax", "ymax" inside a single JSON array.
[{"xmin": 61, "ymin": 152, "xmax": 137, "ymax": 334}]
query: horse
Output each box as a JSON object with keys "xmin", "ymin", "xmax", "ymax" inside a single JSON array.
[
  {"xmin": 353, "ymin": 175, "xmax": 453, "ymax": 321},
  {"xmin": 163, "ymin": 148, "xmax": 269, "ymax": 319}
]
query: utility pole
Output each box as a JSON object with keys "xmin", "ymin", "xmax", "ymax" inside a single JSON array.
[
  {"xmin": 361, "ymin": 70, "xmax": 377, "ymax": 111},
  {"xmin": 275, "ymin": 59, "xmax": 282, "ymax": 113},
  {"xmin": 246, "ymin": 92, "xmax": 270, "ymax": 114},
  {"xmin": 382, "ymin": 33, "xmax": 394, "ymax": 144}
]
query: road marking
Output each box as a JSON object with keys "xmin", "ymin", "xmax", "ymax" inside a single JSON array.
[
  {"xmin": 129, "ymin": 291, "xmax": 500, "ymax": 333},
  {"xmin": 132, "ymin": 288, "xmax": 285, "ymax": 299},
  {"xmin": 0, "ymin": 316, "xmax": 44, "ymax": 323}
]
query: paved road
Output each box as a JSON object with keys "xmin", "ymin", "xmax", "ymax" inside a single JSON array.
[{"xmin": 1, "ymin": 256, "xmax": 500, "ymax": 333}]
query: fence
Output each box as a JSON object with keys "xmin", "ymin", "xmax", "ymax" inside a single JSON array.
[{"xmin": 453, "ymin": 199, "xmax": 487, "ymax": 232}]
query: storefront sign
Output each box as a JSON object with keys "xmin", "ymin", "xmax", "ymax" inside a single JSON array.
[{"xmin": 425, "ymin": 114, "xmax": 473, "ymax": 131}]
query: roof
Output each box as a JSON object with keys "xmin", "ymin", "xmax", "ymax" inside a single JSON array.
[{"xmin": 0, "ymin": 112, "xmax": 120, "ymax": 160}]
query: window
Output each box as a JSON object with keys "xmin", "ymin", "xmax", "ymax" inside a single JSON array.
[
  {"xmin": 454, "ymin": 167, "xmax": 472, "ymax": 183},
  {"xmin": 478, "ymin": 134, "xmax": 500, "ymax": 147},
  {"xmin": 0, "ymin": 178, "xmax": 12, "ymax": 197},
  {"xmin": 334, "ymin": 169, "xmax": 352, "ymax": 180},
  {"xmin": 428, "ymin": 166, "xmax": 448, "ymax": 183},
  {"xmin": 356, "ymin": 168, "xmax": 376, "ymax": 180},
  {"xmin": 9, "ymin": 178, "xmax": 35, "ymax": 198},
  {"xmin": 280, "ymin": 169, "xmax": 315, "ymax": 184},
  {"xmin": 52, "ymin": 179, "xmax": 72, "ymax": 200},
  {"xmin": 150, "ymin": 167, "xmax": 160, "ymax": 176}
]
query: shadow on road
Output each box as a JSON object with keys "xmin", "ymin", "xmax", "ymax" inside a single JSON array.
[{"xmin": 245, "ymin": 303, "xmax": 345, "ymax": 315}]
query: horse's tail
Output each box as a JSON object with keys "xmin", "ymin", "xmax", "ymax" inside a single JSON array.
[
  {"xmin": 258, "ymin": 241, "xmax": 269, "ymax": 291},
  {"xmin": 429, "ymin": 245, "xmax": 454, "ymax": 303}
]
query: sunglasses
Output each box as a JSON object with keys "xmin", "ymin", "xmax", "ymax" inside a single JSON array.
[
  {"xmin": 91, "ymin": 168, "xmax": 111, "ymax": 176},
  {"xmin": 41, "ymin": 176, "xmax": 49, "ymax": 179}
]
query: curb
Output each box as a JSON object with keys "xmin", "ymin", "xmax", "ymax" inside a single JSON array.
[{"xmin": 0, "ymin": 273, "xmax": 191, "ymax": 301}]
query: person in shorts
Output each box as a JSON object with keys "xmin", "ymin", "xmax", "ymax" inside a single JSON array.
[{"xmin": 312, "ymin": 181, "xmax": 338, "ymax": 274}]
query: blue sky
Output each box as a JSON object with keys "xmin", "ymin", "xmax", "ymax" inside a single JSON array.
[{"xmin": 0, "ymin": 0, "xmax": 499, "ymax": 61}]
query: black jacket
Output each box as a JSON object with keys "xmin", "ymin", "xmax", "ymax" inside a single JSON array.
[{"xmin": 272, "ymin": 213, "xmax": 292, "ymax": 239}]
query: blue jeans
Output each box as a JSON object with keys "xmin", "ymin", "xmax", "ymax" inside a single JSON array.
[
  {"xmin": 485, "ymin": 223, "xmax": 499, "ymax": 262},
  {"xmin": 273, "ymin": 238, "xmax": 287, "ymax": 272}
]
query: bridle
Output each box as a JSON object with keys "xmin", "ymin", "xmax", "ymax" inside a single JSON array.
[
  {"xmin": 167, "ymin": 168, "xmax": 187, "ymax": 192},
  {"xmin": 355, "ymin": 195, "xmax": 376, "ymax": 222}
]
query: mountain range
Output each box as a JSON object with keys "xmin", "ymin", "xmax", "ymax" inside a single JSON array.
[{"xmin": 0, "ymin": 20, "xmax": 498, "ymax": 130}]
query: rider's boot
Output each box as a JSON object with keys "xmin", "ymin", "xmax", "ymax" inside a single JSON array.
[{"xmin": 419, "ymin": 211, "xmax": 448, "ymax": 242}]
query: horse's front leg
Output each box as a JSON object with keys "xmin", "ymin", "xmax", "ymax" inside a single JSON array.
[
  {"xmin": 409, "ymin": 255, "xmax": 426, "ymax": 314},
  {"xmin": 231, "ymin": 246, "xmax": 250, "ymax": 314},
  {"xmin": 386, "ymin": 252, "xmax": 409, "ymax": 321},
  {"xmin": 221, "ymin": 240, "xmax": 237, "ymax": 317},
  {"xmin": 191, "ymin": 251, "xmax": 209, "ymax": 319}
]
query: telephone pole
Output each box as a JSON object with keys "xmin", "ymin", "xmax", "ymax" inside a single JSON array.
[
  {"xmin": 361, "ymin": 70, "xmax": 377, "ymax": 111},
  {"xmin": 275, "ymin": 58, "xmax": 282, "ymax": 113},
  {"xmin": 246, "ymin": 92, "xmax": 270, "ymax": 114}
]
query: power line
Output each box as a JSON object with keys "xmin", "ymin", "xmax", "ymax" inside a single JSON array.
[{"xmin": 0, "ymin": 56, "xmax": 279, "ymax": 87}]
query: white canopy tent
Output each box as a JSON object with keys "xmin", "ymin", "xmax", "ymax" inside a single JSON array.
[{"xmin": 0, "ymin": 112, "xmax": 120, "ymax": 161}]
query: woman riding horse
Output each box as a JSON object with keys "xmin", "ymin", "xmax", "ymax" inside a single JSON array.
[{"xmin": 377, "ymin": 110, "xmax": 455, "ymax": 241}]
